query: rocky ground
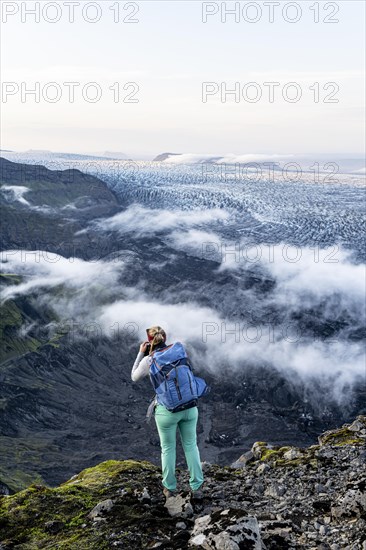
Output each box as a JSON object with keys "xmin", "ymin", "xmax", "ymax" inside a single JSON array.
[{"xmin": 0, "ymin": 416, "xmax": 365, "ymax": 549}]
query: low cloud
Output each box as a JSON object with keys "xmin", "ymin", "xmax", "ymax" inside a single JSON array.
[
  {"xmin": 262, "ymin": 243, "xmax": 365, "ymax": 301},
  {"xmin": 161, "ymin": 153, "xmax": 291, "ymax": 165},
  {"xmin": 93, "ymin": 204, "xmax": 230, "ymax": 236},
  {"xmin": 169, "ymin": 229, "xmax": 223, "ymax": 257},
  {"xmin": 215, "ymin": 241, "xmax": 365, "ymax": 323},
  {"xmin": 1, "ymin": 185, "xmax": 31, "ymax": 205},
  {"xmin": 0, "ymin": 250, "xmax": 125, "ymax": 301},
  {"xmin": 98, "ymin": 293, "xmax": 221, "ymax": 344},
  {"xmin": 97, "ymin": 289, "xmax": 365, "ymax": 406},
  {"xmin": 1, "ymin": 243, "xmax": 364, "ymax": 408}
]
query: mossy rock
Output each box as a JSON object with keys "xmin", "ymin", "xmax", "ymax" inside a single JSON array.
[
  {"xmin": 318, "ymin": 418, "xmax": 366, "ymax": 446},
  {"xmin": 60, "ymin": 459, "xmax": 158, "ymax": 492},
  {"xmin": 278, "ymin": 446, "xmax": 292, "ymax": 453},
  {"xmin": 260, "ymin": 449, "xmax": 281, "ymax": 461},
  {"xmin": 0, "ymin": 460, "xmax": 166, "ymax": 549},
  {"xmin": 274, "ymin": 457, "xmax": 318, "ymax": 469}
]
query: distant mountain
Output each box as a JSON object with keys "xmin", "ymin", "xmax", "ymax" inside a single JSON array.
[
  {"xmin": 5, "ymin": 150, "xmax": 121, "ymax": 162},
  {"xmin": 25, "ymin": 149, "xmax": 52, "ymax": 154},
  {"xmin": 26, "ymin": 150, "xmax": 113, "ymax": 161},
  {"xmin": 153, "ymin": 152, "xmax": 181, "ymax": 162}
]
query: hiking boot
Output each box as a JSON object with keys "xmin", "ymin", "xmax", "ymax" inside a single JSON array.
[{"xmin": 163, "ymin": 487, "xmax": 177, "ymax": 499}]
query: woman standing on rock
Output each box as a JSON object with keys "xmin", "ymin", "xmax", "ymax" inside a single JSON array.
[{"xmin": 131, "ymin": 325, "xmax": 204, "ymax": 499}]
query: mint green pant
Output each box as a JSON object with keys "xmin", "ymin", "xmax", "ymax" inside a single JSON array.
[{"xmin": 154, "ymin": 404, "xmax": 204, "ymax": 491}]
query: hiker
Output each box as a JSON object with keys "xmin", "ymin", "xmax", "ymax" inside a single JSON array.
[{"xmin": 131, "ymin": 326, "xmax": 205, "ymax": 499}]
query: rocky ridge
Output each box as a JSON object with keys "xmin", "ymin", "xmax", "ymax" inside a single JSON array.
[{"xmin": 0, "ymin": 416, "xmax": 365, "ymax": 549}]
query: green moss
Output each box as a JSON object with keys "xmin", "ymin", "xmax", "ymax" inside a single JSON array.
[
  {"xmin": 60, "ymin": 459, "xmax": 154, "ymax": 489},
  {"xmin": 260, "ymin": 449, "xmax": 280, "ymax": 461},
  {"xmin": 47, "ymin": 342, "xmax": 60, "ymax": 348},
  {"xmin": 46, "ymin": 328, "xmax": 70, "ymax": 348},
  {"xmin": 253, "ymin": 442, "xmax": 294, "ymax": 462},
  {"xmin": 319, "ymin": 426, "xmax": 365, "ymax": 447},
  {"xmin": 0, "ymin": 460, "xmax": 163, "ymax": 550},
  {"xmin": 274, "ymin": 458, "xmax": 318, "ymax": 469},
  {"xmin": 0, "ymin": 288, "xmax": 67, "ymax": 361},
  {"xmin": 0, "ymin": 299, "xmax": 45, "ymax": 362},
  {"xmin": 0, "ymin": 300, "xmax": 23, "ymax": 337},
  {"xmin": 333, "ymin": 438, "xmax": 362, "ymax": 446},
  {"xmin": 67, "ymin": 511, "xmax": 88, "ymax": 528},
  {"xmin": 0, "ymin": 480, "xmax": 99, "ymax": 546}
]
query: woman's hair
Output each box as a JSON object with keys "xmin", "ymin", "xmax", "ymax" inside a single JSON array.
[{"xmin": 146, "ymin": 326, "xmax": 166, "ymax": 355}]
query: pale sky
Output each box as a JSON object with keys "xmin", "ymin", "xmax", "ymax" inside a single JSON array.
[{"xmin": 1, "ymin": 1, "xmax": 365, "ymax": 157}]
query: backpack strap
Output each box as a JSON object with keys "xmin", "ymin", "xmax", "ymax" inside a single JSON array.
[
  {"xmin": 150, "ymin": 356, "xmax": 188, "ymax": 372},
  {"xmin": 150, "ymin": 342, "xmax": 192, "ymax": 372}
]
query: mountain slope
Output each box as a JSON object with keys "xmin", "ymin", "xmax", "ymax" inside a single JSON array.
[
  {"xmin": 0, "ymin": 157, "xmax": 121, "ymax": 256},
  {"xmin": 0, "ymin": 156, "xmax": 118, "ymax": 208}
]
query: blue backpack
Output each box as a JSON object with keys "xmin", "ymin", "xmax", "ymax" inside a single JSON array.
[{"xmin": 149, "ymin": 341, "xmax": 210, "ymax": 412}]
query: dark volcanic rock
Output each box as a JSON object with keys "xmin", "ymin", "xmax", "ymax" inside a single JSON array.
[
  {"xmin": 189, "ymin": 510, "xmax": 263, "ymax": 548},
  {"xmin": 0, "ymin": 480, "xmax": 12, "ymax": 496}
]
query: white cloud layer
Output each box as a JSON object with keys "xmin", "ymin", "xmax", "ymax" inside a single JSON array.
[
  {"xmin": 1, "ymin": 245, "xmax": 364, "ymax": 406},
  {"xmin": 0, "ymin": 250, "xmax": 125, "ymax": 301},
  {"xmin": 97, "ymin": 290, "xmax": 365, "ymax": 406},
  {"xmin": 94, "ymin": 204, "xmax": 230, "ymax": 236},
  {"xmin": 161, "ymin": 153, "xmax": 292, "ymax": 165},
  {"xmin": 1, "ymin": 185, "xmax": 30, "ymax": 205}
]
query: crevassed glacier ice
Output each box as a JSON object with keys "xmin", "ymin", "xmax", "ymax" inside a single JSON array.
[{"xmin": 2, "ymin": 154, "xmax": 365, "ymax": 261}]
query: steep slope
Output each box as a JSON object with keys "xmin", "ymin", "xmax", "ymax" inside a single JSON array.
[
  {"xmin": 0, "ymin": 157, "xmax": 118, "ymax": 209},
  {"xmin": 0, "ymin": 157, "xmax": 121, "ymax": 255}
]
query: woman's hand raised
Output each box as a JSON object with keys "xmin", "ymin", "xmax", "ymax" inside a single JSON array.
[{"xmin": 139, "ymin": 341, "xmax": 150, "ymax": 353}]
